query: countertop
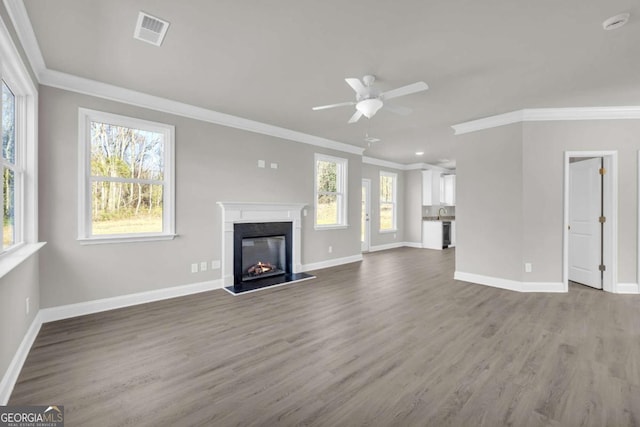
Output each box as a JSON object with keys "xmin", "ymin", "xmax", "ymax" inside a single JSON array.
[{"xmin": 423, "ymin": 216, "xmax": 455, "ymax": 221}]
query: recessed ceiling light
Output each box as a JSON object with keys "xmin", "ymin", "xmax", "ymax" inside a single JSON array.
[
  {"xmin": 415, "ymin": 151, "xmax": 424, "ymax": 156},
  {"xmin": 602, "ymin": 13, "xmax": 630, "ymax": 31}
]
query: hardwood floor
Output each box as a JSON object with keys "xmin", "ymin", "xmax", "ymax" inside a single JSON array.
[{"xmin": 9, "ymin": 248, "xmax": 640, "ymax": 426}]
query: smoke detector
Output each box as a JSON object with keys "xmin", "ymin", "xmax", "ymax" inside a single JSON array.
[
  {"xmin": 134, "ymin": 11, "xmax": 170, "ymax": 46},
  {"xmin": 602, "ymin": 13, "xmax": 630, "ymax": 31}
]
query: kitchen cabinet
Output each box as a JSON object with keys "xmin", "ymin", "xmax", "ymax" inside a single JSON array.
[
  {"xmin": 442, "ymin": 174, "xmax": 456, "ymax": 206},
  {"xmin": 422, "ymin": 170, "xmax": 441, "ymax": 205},
  {"xmin": 423, "ymin": 220, "xmax": 455, "ymax": 250},
  {"xmin": 422, "ymin": 220, "xmax": 443, "ymax": 250}
]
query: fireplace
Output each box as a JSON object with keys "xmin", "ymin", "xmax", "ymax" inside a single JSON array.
[
  {"xmin": 218, "ymin": 202, "xmax": 314, "ymax": 295},
  {"xmin": 234, "ymin": 222, "xmax": 292, "ymax": 285}
]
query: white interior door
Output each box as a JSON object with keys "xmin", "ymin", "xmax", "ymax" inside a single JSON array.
[
  {"xmin": 361, "ymin": 179, "xmax": 371, "ymax": 252},
  {"xmin": 569, "ymin": 158, "xmax": 602, "ymax": 289}
]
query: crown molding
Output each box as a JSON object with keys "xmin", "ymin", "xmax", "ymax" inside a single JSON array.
[
  {"xmin": 362, "ymin": 156, "xmax": 406, "ymax": 170},
  {"xmin": 362, "ymin": 157, "xmax": 452, "ymax": 172},
  {"xmin": 3, "ymin": 0, "xmax": 45, "ymax": 78},
  {"xmin": 452, "ymin": 107, "xmax": 640, "ymax": 135},
  {"xmin": 40, "ymin": 69, "xmax": 365, "ymax": 156}
]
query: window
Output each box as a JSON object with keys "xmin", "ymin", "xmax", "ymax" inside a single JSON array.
[
  {"xmin": 315, "ymin": 153, "xmax": 348, "ymax": 228},
  {"xmin": 1, "ymin": 80, "xmax": 20, "ymax": 250},
  {"xmin": 379, "ymin": 171, "xmax": 397, "ymax": 232},
  {"xmin": 78, "ymin": 109, "xmax": 175, "ymax": 243}
]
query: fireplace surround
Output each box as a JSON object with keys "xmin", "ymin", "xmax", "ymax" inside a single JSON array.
[{"xmin": 217, "ymin": 202, "xmax": 313, "ymax": 294}]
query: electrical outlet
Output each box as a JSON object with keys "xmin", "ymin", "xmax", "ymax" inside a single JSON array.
[
  {"xmin": 211, "ymin": 260, "xmax": 221, "ymax": 270},
  {"xmin": 258, "ymin": 160, "xmax": 265, "ymax": 168},
  {"xmin": 25, "ymin": 297, "xmax": 29, "ymax": 315},
  {"xmin": 525, "ymin": 263, "xmax": 532, "ymax": 273},
  {"xmin": 200, "ymin": 261, "xmax": 208, "ymax": 272},
  {"xmin": 303, "ymin": 209, "xmax": 307, "ymax": 217},
  {"xmin": 270, "ymin": 162, "xmax": 278, "ymax": 169},
  {"xmin": 328, "ymin": 246, "xmax": 333, "ymax": 253},
  {"xmin": 191, "ymin": 263, "xmax": 198, "ymax": 273}
]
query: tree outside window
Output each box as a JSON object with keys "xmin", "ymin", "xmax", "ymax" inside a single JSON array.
[
  {"xmin": 2, "ymin": 81, "xmax": 18, "ymax": 250},
  {"xmin": 380, "ymin": 171, "xmax": 397, "ymax": 231},
  {"xmin": 315, "ymin": 154, "xmax": 347, "ymax": 228},
  {"xmin": 79, "ymin": 109, "xmax": 174, "ymax": 242}
]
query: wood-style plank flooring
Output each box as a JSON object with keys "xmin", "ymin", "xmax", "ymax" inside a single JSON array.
[{"xmin": 10, "ymin": 248, "xmax": 640, "ymax": 426}]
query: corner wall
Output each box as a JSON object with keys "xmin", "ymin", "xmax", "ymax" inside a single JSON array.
[
  {"xmin": 454, "ymin": 123, "xmax": 524, "ymax": 282},
  {"xmin": 454, "ymin": 118, "xmax": 640, "ymax": 290}
]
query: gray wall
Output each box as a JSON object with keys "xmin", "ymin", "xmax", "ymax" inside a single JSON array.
[
  {"xmin": 404, "ymin": 170, "xmax": 423, "ymax": 244},
  {"xmin": 39, "ymin": 85, "xmax": 362, "ymax": 307},
  {"xmin": 456, "ymin": 119, "xmax": 640, "ymax": 285},
  {"xmin": 0, "ymin": 255, "xmax": 40, "ymax": 393},
  {"xmin": 455, "ymin": 123, "xmax": 524, "ymax": 281},
  {"xmin": 362, "ymin": 163, "xmax": 405, "ymax": 247},
  {"xmin": 522, "ymin": 120, "xmax": 640, "ymax": 283}
]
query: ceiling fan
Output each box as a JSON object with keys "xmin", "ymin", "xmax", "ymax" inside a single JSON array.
[{"xmin": 312, "ymin": 75, "xmax": 428, "ymax": 123}]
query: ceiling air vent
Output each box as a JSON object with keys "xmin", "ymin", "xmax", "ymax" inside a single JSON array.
[{"xmin": 134, "ymin": 11, "xmax": 170, "ymax": 46}]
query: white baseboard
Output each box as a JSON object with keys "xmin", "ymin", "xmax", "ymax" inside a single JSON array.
[
  {"xmin": 616, "ymin": 283, "xmax": 640, "ymax": 294},
  {"xmin": 0, "ymin": 311, "xmax": 43, "ymax": 405},
  {"xmin": 301, "ymin": 254, "xmax": 363, "ymax": 272},
  {"xmin": 369, "ymin": 242, "xmax": 405, "ymax": 252},
  {"xmin": 403, "ymin": 241, "xmax": 423, "ymax": 249},
  {"xmin": 454, "ymin": 271, "xmax": 566, "ymax": 293},
  {"xmin": 40, "ymin": 279, "xmax": 224, "ymax": 323}
]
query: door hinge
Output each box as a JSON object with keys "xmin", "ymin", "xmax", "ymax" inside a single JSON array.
[
  {"xmin": 599, "ymin": 216, "xmax": 606, "ymax": 224},
  {"xmin": 599, "ymin": 167, "xmax": 607, "ymax": 175},
  {"xmin": 599, "ymin": 264, "xmax": 606, "ymax": 272}
]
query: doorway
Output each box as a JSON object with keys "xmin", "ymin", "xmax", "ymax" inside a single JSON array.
[
  {"xmin": 563, "ymin": 151, "xmax": 617, "ymax": 293},
  {"xmin": 361, "ymin": 179, "xmax": 371, "ymax": 252}
]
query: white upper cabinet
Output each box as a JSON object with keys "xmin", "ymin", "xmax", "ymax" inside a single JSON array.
[
  {"xmin": 422, "ymin": 170, "xmax": 441, "ymax": 205},
  {"xmin": 443, "ymin": 174, "xmax": 456, "ymax": 206}
]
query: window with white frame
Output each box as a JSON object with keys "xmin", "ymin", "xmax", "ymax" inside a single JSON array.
[
  {"xmin": 78, "ymin": 109, "xmax": 175, "ymax": 243},
  {"xmin": 379, "ymin": 171, "xmax": 397, "ymax": 232},
  {"xmin": 315, "ymin": 153, "xmax": 348, "ymax": 228},
  {"xmin": 0, "ymin": 15, "xmax": 39, "ymax": 267}
]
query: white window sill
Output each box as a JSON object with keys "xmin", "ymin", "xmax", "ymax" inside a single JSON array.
[
  {"xmin": 78, "ymin": 234, "xmax": 177, "ymax": 245},
  {"xmin": 0, "ymin": 242, "xmax": 46, "ymax": 280},
  {"xmin": 379, "ymin": 229, "xmax": 398, "ymax": 234},
  {"xmin": 314, "ymin": 225, "xmax": 349, "ymax": 231}
]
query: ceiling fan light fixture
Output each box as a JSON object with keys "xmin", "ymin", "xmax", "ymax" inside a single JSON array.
[{"xmin": 356, "ymin": 98, "xmax": 383, "ymax": 118}]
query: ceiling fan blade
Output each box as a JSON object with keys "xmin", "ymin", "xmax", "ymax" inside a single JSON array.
[
  {"xmin": 348, "ymin": 110, "xmax": 363, "ymax": 124},
  {"xmin": 383, "ymin": 103, "xmax": 412, "ymax": 115},
  {"xmin": 312, "ymin": 101, "xmax": 356, "ymax": 111},
  {"xmin": 381, "ymin": 81, "xmax": 429, "ymax": 100},
  {"xmin": 345, "ymin": 78, "xmax": 367, "ymax": 95}
]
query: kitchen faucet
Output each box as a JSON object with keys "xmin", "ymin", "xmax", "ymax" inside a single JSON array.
[{"xmin": 438, "ymin": 207, "xmax": 447, "ymax": 220}]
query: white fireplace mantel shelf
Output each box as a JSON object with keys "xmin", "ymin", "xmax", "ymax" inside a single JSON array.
[{"xmin": 217, "ymin": 202, "xmax": 306, "ymax": 286}]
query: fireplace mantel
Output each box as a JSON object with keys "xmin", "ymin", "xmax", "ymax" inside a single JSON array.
[{"xmin": 217, "ymin": 202, "xmax": 305, "ymax": 286}]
